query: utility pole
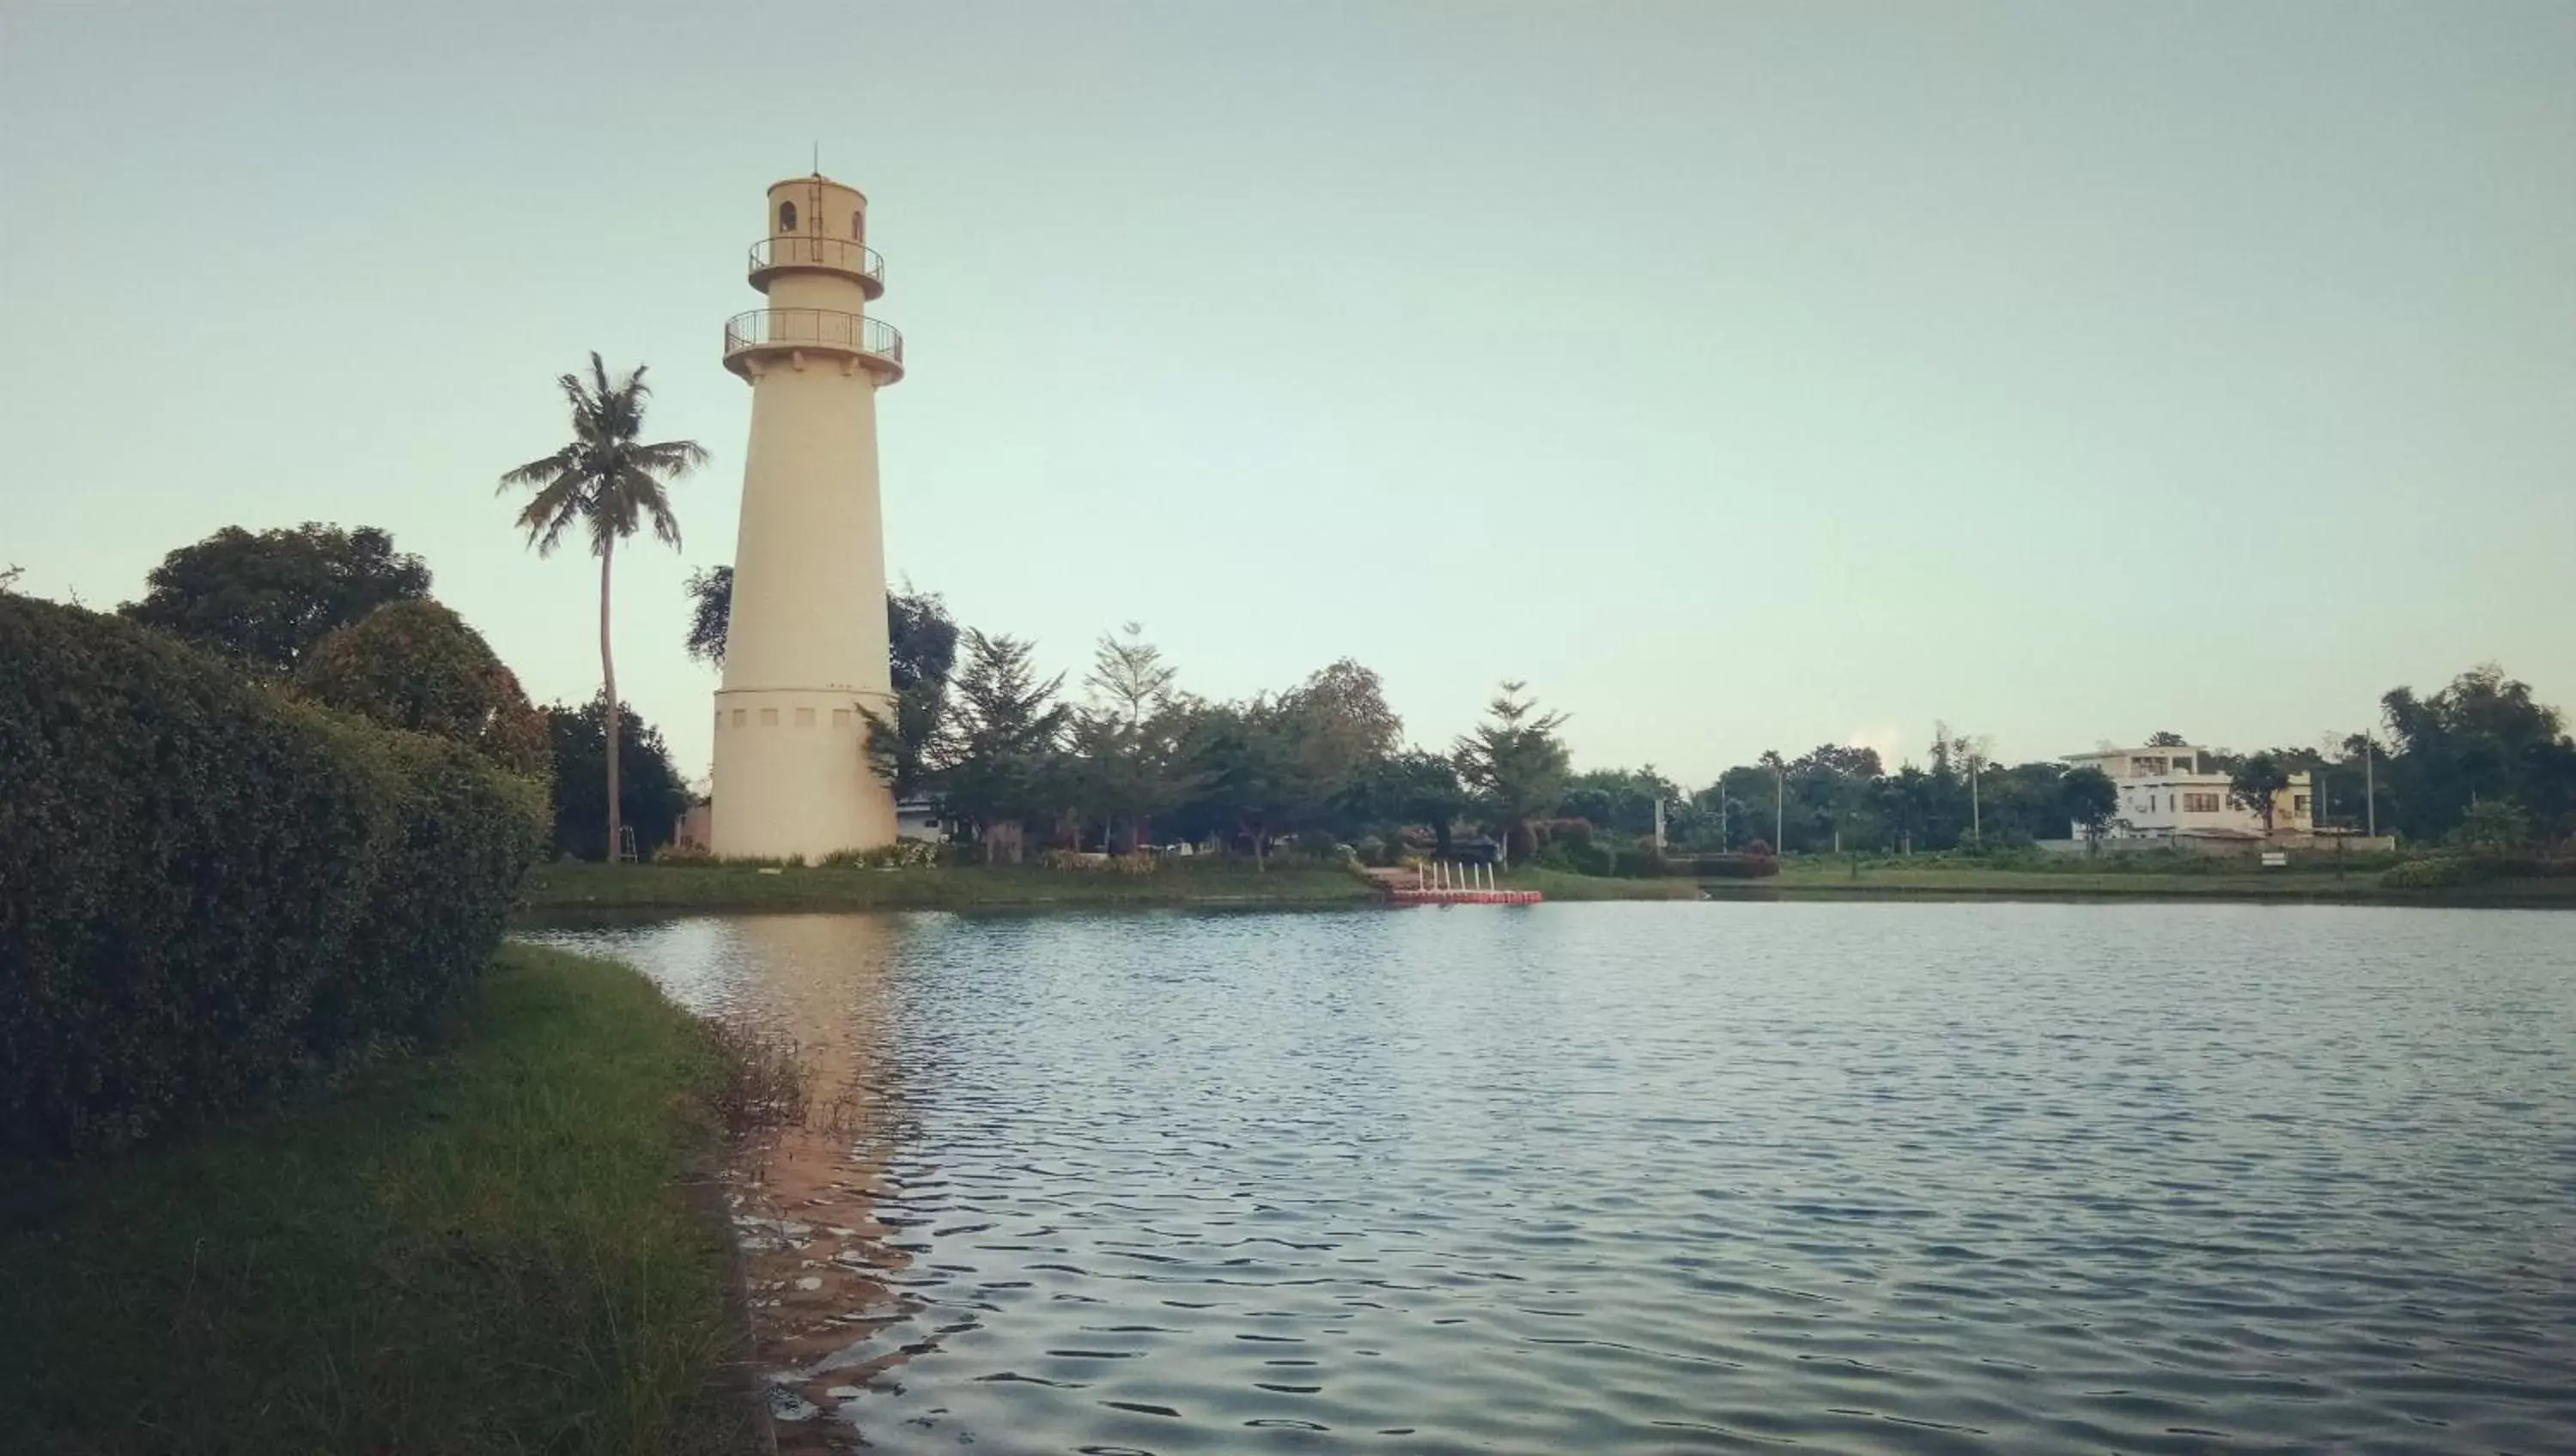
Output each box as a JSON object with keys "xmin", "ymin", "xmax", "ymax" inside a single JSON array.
[
  {"xmin": 2363, "ymin": 732, "xmax": 2376, "ymax": 839},
  {"xmin": 1969, "ymin": 752, "xmax": 1983, "ymax": 846},
  {"xmin": 1774, "ymin": 765, "xmax": 1785, "ymax": 849}
]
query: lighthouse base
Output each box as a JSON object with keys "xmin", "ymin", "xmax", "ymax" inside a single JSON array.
[{"xmin": 708, "ymin": 687, "xmax": 897, "ymax": 861}]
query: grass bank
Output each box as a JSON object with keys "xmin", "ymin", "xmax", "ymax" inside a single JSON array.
[
  {"xmin": 1496, "ymin": 865, "xmax": 1702, "ymax": 901},
  {"xmin": 1715, "ymin": 856, "xmax": 2576, "ymax": 905},
  {"xmin": 524, "ymin": 858, "xmax": 1377, "ymax": 915},
  {"xmin": 0, "ymin": 945, "xmax": 756, "ymax": 1456}
]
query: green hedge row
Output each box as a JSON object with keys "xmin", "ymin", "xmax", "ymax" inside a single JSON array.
[{"xmin": 0, "ymin": 597, "xmax": 548, "ymax": 1155}]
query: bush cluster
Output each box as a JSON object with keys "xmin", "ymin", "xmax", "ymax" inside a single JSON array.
[
  {"xmin": 0, "ymin": 598, "xmax": 547, "ymax": 1155},
  {"xmin": 1040, "ymin": 848, "xmax": 1159, "ymax": 873},
  {"xmin": 818, "ymin": 840, "xmax": 950, "ymax": 870},
  {"xmin": 2380, "ymin": 852, "xmax": 2576, "ymax": 890}
]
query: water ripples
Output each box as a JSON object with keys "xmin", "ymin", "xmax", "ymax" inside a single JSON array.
[{"xmin": 530, "ymin": 901, "xmax": 2576, "ymax": 1453}]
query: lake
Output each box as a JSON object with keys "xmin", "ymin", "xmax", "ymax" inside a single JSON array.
[{"xmin": 526, "ymin": 901, "xmax": 2576, "ymax": 1454}]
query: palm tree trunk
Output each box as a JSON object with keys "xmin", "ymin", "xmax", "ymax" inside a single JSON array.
[{"xmin": 600, "ymin": 541, "xmax": 621, "ymax": 863}]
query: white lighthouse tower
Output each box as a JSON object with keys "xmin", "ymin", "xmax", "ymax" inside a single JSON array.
[{"xmin": 710, "ymin": 174, "xmax": 905, "ymax": 859}]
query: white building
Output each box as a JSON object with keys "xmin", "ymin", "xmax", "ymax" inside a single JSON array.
[{"xmin": 2063, "ymin": 744, "xmax": 2312, "ymax": 842}]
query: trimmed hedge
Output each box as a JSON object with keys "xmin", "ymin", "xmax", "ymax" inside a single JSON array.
[
  {"xmin": 1, "ymin": 596, "xmax": 547, "ymax": 1155},
  {"xmin": 2380, "ymin": 852, "xmax": 2576, "ymax": 890}
]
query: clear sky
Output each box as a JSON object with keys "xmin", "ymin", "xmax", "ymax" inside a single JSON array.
[{"xmin": 4, "ymin": 2, "xmax": 2569, "ymax": 785}]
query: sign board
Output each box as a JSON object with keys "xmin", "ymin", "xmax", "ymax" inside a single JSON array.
[{"xmin": 2260, "ymin": 852, "xmax": 2288, "ymax": 868}]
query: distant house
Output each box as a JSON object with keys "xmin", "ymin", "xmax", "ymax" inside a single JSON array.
[
  {"xmin": 671, "ymin": 801, "xmax": 714, "ymax": 852},
  {"xmin": 895, "ymin": 795, "xmax": 945, "ymax": 843},
  {"xmin": 2063, "ymin": 744, "xmax": 2311, "ymax": 843}
]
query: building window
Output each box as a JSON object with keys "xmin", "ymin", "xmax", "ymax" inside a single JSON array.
[
  {"xmin": 778, "ymin": 200, "xmax": 798, "ymax": 232},
  {"xmin": 2184, "ymin": 792, "xmax": 2221, "ymax": 814},
  {"xmin": 760, "ymin": 707, "xmax": 780, "ymax": 726},
  {"xmin": 831, "ymin": 708, "xmax": 853, "ymax": 729},
  {"xmin": 853, "ymin": 209, "xmax": 865, "ymax": 238},
  {"xmin": 732, "ymin": 709, "xmax": 747, "ymax": 728},
  {"xmin": 2293, "ymin": 794, "xmax": 2311, "ymax": 814},
  {"xmin": 794, "ymin": 707, "xmax": 816, "ymax": 728}
]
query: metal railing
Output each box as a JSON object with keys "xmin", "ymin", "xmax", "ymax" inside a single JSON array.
[
  {"xmin": 722, "ymin": 309, "xmax": 904, "ymax": 370},
  {"xmin": 746, "ymin": 235, "xmax": 884, "ymax": 287}
]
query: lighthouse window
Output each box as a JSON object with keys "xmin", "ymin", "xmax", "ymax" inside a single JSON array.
[
  {"xmin": 777, "ymin": 200, "xmax": 798, "ymax": 232},
  {"xmin": 853, "ymin": 210, "xmax": 864, "ymax": 239}
]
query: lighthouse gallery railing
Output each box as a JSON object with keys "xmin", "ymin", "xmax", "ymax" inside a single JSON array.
[
  {"xmin": 746, "ymin": 236, "xmax": 884, "ymax": 287},
  {"xmin": 722, "ymin": 310, "xmax": 904, "ymax": 370}
]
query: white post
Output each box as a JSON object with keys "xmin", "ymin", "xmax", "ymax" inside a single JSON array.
[{"xmin": 2364, "ymin": 735, "xmax": 2376, "ymax": 839}]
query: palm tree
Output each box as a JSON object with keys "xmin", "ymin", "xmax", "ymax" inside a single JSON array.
[{"xmin": 500, "ymin": 354, "xmax": 707, "ymax": 862}]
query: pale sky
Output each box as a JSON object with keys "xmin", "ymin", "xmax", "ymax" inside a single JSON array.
[{"xmin": 4, "ymin": 2, "xmax": 2570, "ymax": 785}]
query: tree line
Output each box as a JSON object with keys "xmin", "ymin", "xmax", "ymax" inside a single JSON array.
[
  {"xmin": 683, "ymin": 566, "xmax": 2576, "ymax": 864},
  {"xmin": 39, "ymin": 350, "xmax": 2566, "ymax": 868},
  {"xmin": 52, "ymin": 512, "xmax": 2574, "ymax": 868}
]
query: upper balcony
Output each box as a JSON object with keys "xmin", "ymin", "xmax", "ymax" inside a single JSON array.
[
  {"xmin": 722, "ymin": 308, "xmax": 904, "ymax": 384},
  {"xmin": 748, "ymin": 235, "xmax": 885, "ymax": 298}
]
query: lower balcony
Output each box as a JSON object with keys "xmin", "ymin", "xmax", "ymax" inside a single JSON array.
[{"xmin": 721, "ymin": 309, "xmax": 904, "ymax": 383}]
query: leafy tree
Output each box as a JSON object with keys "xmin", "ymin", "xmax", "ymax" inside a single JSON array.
[
  {"xmin": 2146, "ymin": 730, "xmax": 2190, "ymax": 748},
  {"xmin": 1563, "ymin": 767, "xmax": 1682, "ymax": 841},
  {"xmin": 0, "ymin": 563, "xmax": 24, "ymax": 594},
  {"xmin": 887, "ymin": 585, "xmax": 961, "ymax": 694},
  {"xmin": 939, "ymin": 629, "xmax": 1071, "ymax": 860},
  {"xmin": 2382, "ymin": 664, "xmax": 2576, "ymax": 845},
  {"xmin": 500, "ymin": 353, "xmax": 706, "ymax": 862},
  {"xmin": 1455, "ymin": 681, "xmax": 1571, "ymax": 862},
  {"xmin": 2062, "ymin": 766, "xmax": 2120, "ymax": 848},
  {"xmin": 1876, "ymin": 767, "xmax": 1942, "ymax": 855},
  {"xmin": 2227, "ymin": 753, "xmax": 2292, "ymax": 836},
  {"xmin": 1284, "ymin": 659, "xmax": 1403, "ymax": 766},
  {"xmin": 119, "ymin": 522, "xmax": 430, "ymax": 672},
  {"xmin": 683, "ymin": 565, "xmax": 732, "ymax": 668},
  {"xmin": 1336, "ymin": 749, "xmax": 1469, "ymax": 857},
  {"xmin": 1072, "ymin": 622, "xmax": 1190, "ymax": 850},
  {"xmin": 861, "ymin": 683, "xmax": 951, "ymax": 804},
  {"xmin": 1174, "ymin": 698, "xmax": 1309, "ymax": 865},
  {"xmin": 861, "ymin": 586, "xmax": 966, "ymax": 806},
  {"xmin": 544, "ymin": 698, "xmax": 691, "ymax": 862},
  {"xmin": 2449, "ymin": 798, "xmax": 2530, "ymax": 854},
  {"xmin": 1085, "ymin": 621, "xmax": 1177, "ymax": 725},
  {"xmin": 684, "ymin": 562, "xmax": 960, "ymax": 691},
  {"xmin": 296, "ymin": 599, "xmax": 549, "ymax": 775},
  {"xmin": 1781, "ymin": 743, "xmax": 1886, "ymax": 853}
]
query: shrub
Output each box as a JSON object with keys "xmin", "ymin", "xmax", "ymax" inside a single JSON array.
[
  {"xmin": 817, "ymin": 840, "xmax": 947, "ymax": 870},
  {"xmin": 0, "ymin": 597, "xmax": 546, "ymax": 1155},
  {"xmin": 1534, "ymin": 837, "xmax": 1616, "ymax": 877},
  {"xmin": 2381, "ymin": 856, "xmax": 2470, "ymax": 889},
  {"xmin": 544, "ymin": 699, "xmax": 691, "ymax": 862},
  {"xmin": 296, "ymin": 598, "xmax": 548, "ymax": 775},
  {"xmin": 1698, "ymin": 851, "xmax": 1783, "ymax": 879},
  {"xmin": 1611, "ymin": 844, "xmax": 1668, "ymax": 878},
  {"xmin": 1041, "ymin": 849, "xmax": 1158, "ymax": 873},
  {"xmin": 1535, "ymin": 817, "xmax": 1596, "ymax": 848}
]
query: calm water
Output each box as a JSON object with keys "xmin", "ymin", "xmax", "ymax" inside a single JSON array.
[{"xmin": 528, "ymin": 903, "xmax": 2576, "ymax": 1454}]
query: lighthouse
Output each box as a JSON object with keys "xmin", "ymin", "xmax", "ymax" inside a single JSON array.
[{"xmin": 710, "ymin": 174, "xmax": 905, "ymax": 859}]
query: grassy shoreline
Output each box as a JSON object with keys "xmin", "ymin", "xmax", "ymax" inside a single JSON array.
[
  {"xmin": 0, "ymin": 945, "xmax": 758, "ymax": 1455},
  {"xmin": 522, "ymin": 858, "xmax": 1378, "ymax": 915},
  {"xmin": 519, "ymin": 858, "xmax": 2576, "ymax": 918}
]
